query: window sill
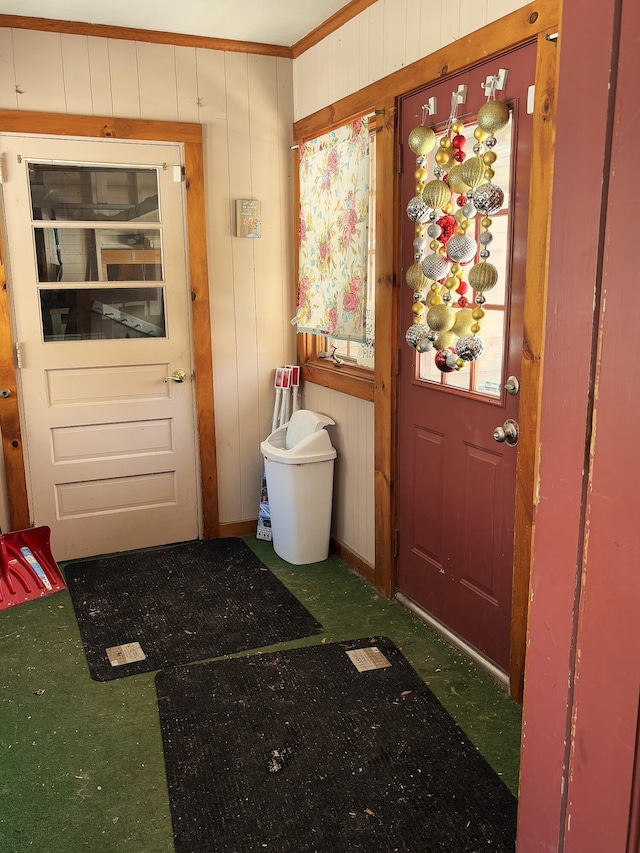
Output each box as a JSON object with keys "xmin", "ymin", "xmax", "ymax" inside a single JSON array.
[{"xmin": 301, "ymin": 358, "xmax": 374, "ymax": 402}]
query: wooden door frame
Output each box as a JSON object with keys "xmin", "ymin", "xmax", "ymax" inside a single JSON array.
[
  {"xmin": 293, "ymin": 0, "xmax": 560, "ymax": 701},
  {"xmin": 0, "ymin": 111, "xmax": 219, "ymax": 541}
]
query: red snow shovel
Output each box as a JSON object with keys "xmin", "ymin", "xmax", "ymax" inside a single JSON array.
[{"xmin": 0, "ymin": 526, "xmax": 65, "ymax": 611}]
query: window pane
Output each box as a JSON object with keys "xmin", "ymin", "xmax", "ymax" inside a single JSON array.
[
  {"xmin": 39, "ymin": 287, "xmax": 166, "ymax": 341},
  {"xmin": 472, "ymin": 309, "xmax": 505, "ymax": 397},
  {"xmin": 29, "ymin": 164, "xmax": 159, "ymax": 222},
  {"xmin": 34, "ymin": 228, "xmax": 162, "ymax": 282}
]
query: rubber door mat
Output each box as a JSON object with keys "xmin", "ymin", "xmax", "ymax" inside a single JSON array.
[
  {"xmin": 66, "ymin": 538, "xmax": 322, "ymax": 681},
  {"xmin": 155, "ymin": 636, "xmax": 517, "ymax": 852}
]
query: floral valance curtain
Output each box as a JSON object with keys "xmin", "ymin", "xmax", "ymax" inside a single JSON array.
[{"xmin": 296, "ymin": 117, "xmax": 370, "ymax": 342}]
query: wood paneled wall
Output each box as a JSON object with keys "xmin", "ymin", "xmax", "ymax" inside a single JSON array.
[
  {"xmin": 0, "ymin": 27, "xmax": 295, "ymax": 528},
  {"xmin": 293, "ymin": 0, "xmax": 531, "ymax": 120},
  {"xmin": 303, "ymin": 384, "xmax": 375, "ymax": 566}
]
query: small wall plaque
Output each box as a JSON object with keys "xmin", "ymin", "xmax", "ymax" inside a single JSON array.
[{"xmin": 236, "ymin": 199, "xmax": 261, "ymax": 238}]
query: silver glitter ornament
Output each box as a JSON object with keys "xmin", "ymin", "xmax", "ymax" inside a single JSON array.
[
  {"xmin": 446, "ymin": 234, "xmax": 477, "ymax": 264},
  {"xmin": 427, "ymin": 223, "xmax": 442, "ymax": 239},
  {"xmin": 421, "ymin": 253, "xmax": 451, "ymax": 281},
  {"xmin": 456, "ymin": 334, "xmax": 485, "ymax": 361},
  {"xmin": 405, "ymin": 323, "xmax": 430, "ymax": 348},
  {"xmin": 473, "ymin": 183, "xmax": 504, "ymax": 215},
  {"xmin": 478, "ymin": 230, "xmax": 493, "ymax": 246},
  {"xmin": 416, "ymin": 337, "xmax": 433, "ymax": 353},
  {"xmin": 413, "ymin": 235, "xmax": 427, "ymax": 253},
  {"xmin": 462, "ymin": 201, "xmax": 476, "ymax": 219},
  {"xmin": 445, "ymin": 352, "xmax": 459, "ymax": 369},
  {"xmin": 407, "ymin": 195, "xmax": 431, "ymax": 224}
]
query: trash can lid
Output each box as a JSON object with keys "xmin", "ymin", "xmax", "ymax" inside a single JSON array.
[{"xmin": 285, "ymin": 410, "xmax": 335, "ymax": 449}]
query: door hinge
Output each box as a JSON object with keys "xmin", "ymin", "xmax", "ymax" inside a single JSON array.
[
  {"xmin": 172, "ymin": 165, "xmax": 186, "ymax": 182},
  {"xmin": 527, "ymin": 85, "xmax": 536, "ymax": 115},
  {"xmin": 0, "ymin": 153, "xmax": 6, "ymax": 184},
  {"xmin": 393, "ymin": 529, "xmax": 399, "ymax": 558},
  {"xmin": 397, "ymin": 142, "xmax": 403, "ymax": 175},
  {"xmin": 15, "ymin": 342, "xmax": 22, "ymax": 369}
]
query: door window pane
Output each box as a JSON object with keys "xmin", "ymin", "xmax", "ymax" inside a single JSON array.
[
  {"xmin": 29, "ymin": 164, "xmax": 159, "ymax": 222},
  {"xmin": 39, "ymin": 287, "xmax": 166, "ymax": 341},
  {"xmin": 416, "ymin": 117, "xmax": 513, "ymax": 400},
  {"xmin": 34, "ymin": 228, "xmax": 162, "ymax": 282}
]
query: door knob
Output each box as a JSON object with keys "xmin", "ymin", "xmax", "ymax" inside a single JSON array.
[
  {"xmin": 164, "ymin": 369, "xmax": 187, "ymax": 383},
  {"xmin": 493, "ymin": 419, "xmax": 519, "ymax": 446}
]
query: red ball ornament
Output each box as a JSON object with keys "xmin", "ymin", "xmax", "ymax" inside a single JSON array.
[
  {"xmin": 456, "ymin": 194, "xmax": 467, "ymax": 207},
  {"xmin": 436, "ymin": 214, "xmax": 456, "ymax": 244},
  {"xmin": 454, "ymin": 150, "xmax": 467, "ymax": 163},
  {"xmin": 435, "ymin": 347, "xmax": 456, "ymax": 373},
  {"xmin": 452, "ymin": 134, "xmax": 466, "ymax": 149},
  {"xmin": 456, "ymin": 280, "xmax": 469, "ymax": 295},
  {"xmin": 457, "ymin": 296, "xmax": 469, "ymax": 308}
]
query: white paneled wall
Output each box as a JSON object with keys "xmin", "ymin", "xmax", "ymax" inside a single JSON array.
[
  {"xmin": 293, "ymin": 0, "xmax": 531, "ymax": 120},
  {"xmin": 0, "ymin": 27, "xmax": 295, "ymax": 527},
  {"xmin": 303, "ymin": 384, "xmax": 375, "ymax": 566}
]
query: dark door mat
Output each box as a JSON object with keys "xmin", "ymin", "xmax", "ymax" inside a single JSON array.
[
  {"xmin": 65, "ymin": 538, "xmax": 323, "ymax": 682},
  {"xmin": 155, "ymin": 636, "xmax": 517, "ymax": 852}
]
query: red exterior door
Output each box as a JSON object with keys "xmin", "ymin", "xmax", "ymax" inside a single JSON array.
[{"xmin": 396, "ymin": 44, "xmax": 536, "ymax": 672}]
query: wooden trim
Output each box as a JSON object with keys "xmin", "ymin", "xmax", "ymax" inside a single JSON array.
[
  {"xmin": 0, "ymin": 111, "xmax": 218, "ymax": 543},
  {"xmin": 372, "ymin": 98, "xmax": 398, "ymax": 598},
  {"xmin": 293, "ymin": 2, "xmax": 559, "ymax": 142},
  {"xmin": 301, "ymin": 361, "xmax": 374, "ymax": 402},
  {"xmin": 0, "ymin": 14, "xmax": 293, "ymax": 58},
  {"xmin": 184, "ymin": 140, "xmax": 219, "ymax": 539},
  {"xmin": 291, "ymin": 0, "xmax": 378, "ymax": 59},
  {"xmin": 0, "ymin": 242, "xmax": 30, "ymax": 531},
  {"xmin": 220, "ymin": 519, "xmax": 258, "ymax": 538},
  {"xmin": 0, "ymin": 110, "xmax": 203, "ymax": 144},
  {"xmin": 509, "ymin": 29, "xmax": 559, "ymax": 702},
  {"xmin": 331, "ymin": 537, "xmax": 376, "ymax": 586}
]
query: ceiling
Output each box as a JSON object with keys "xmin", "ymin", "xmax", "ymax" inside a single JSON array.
[{"xmin": 0, "ymin": 0, "xmax": 353, "ymax": 47}]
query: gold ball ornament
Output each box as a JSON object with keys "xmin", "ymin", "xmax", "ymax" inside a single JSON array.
[
  {"xmin": 414, "ymin": 166, "xmax": 428, "ymax": 184},
  {"xmin": 450, "ymin": 308, "xmax": 474, "ymax": 337},
  {"xmin": 428, "ymin": 292, "xmax": 443, "ymax": 306},
  {"xmin": 470, "ymin": 323, "xmax": 482, "ymax": 334},
  {"xmin": 477, "ymin": 100, "xmax": 510, "ymax": 135},
  {"xmin": 412, "ymin": 301, "xmax": 425, "ymax": 317},
  {"xmin": 472, "ymin": 307, "xmax": 486, "ymax": 321},
  {"xmin": 460, "ymin": 156, "xmax": 486, "ymax": 189},
  {"xmin": 440, "ymin": 136, "xmax": 452, "ymax": 149},
  {"xmin": 474, "ymin": 127, "xmax": 489, "ymax": 141},
  {"xmin": 483, "ymin": 151, "xmax": 497, "ymax": 165},
  {"xmin": 422, "ymin": 179, "xmax": 451, "ymax": 210},
  {"xmin": 406, "ymin": 262, "xmax": 429, "ymax": 292},
  {"xmin": 408, "ymin": 125, "xmax": 437, "ymax": 155},
  {"xmin": 434, "ymin": 330, "xmax": 456, "ymax": 350},
  {"xmin": 468, "ymin": 262, "xmax": 499, "ymax": 293},
  {"xmin": 434, "ymin": 149, "xmax": 450, "ymax": 166},
  {"xmin": 451, "ymin": 120, "xmax": 465, "ymax": 134},
  {"xmin": 426, "ymin": 303, "xmax": 456, "ymax": 332}
]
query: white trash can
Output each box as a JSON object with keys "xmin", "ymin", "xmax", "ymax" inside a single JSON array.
[{"xmin": 260, "ymin": 410, "xmax": 337, "ymax": 565}]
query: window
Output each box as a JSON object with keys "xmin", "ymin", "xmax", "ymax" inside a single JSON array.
[{"xmin": 296, "ymin": 117, "xmax": 375, "ymax": 396}]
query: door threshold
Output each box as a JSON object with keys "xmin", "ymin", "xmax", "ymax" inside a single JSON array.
[{"xmin": 395, "ymin": 592, "xmax": 509, "ymax": 688}]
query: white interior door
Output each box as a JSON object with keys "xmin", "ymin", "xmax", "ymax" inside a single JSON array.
[{"xmin": 0, "ymin": 134, "xmax": 200, "ymax": 560}]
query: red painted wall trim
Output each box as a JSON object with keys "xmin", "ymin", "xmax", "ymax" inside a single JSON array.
[{"xmin": 517, "ymin": 0, "xmax": 621, "ymax": 849}]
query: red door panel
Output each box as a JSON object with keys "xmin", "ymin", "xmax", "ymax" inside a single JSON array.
[{"xmin": 397, "ymin": 43, "xmax": 536, "ymax": 672}]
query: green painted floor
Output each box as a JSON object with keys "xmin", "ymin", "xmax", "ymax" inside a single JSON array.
[{"xmin": 0, "ymin": 538, "xmax": 521, "ymax": 852}]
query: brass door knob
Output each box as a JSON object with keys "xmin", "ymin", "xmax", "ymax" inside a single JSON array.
[{"xmin": 164, "ymin": 369, "xmax": 187, "ymax": 383}]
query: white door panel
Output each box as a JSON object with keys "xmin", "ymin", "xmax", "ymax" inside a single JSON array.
[{"xmin": 0, "ymin": 134, "xmax": 199, "ymax": 560}]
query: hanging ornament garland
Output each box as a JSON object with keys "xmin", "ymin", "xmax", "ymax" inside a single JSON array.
[{"xmin": 404, "ymin": 81, "xmax": 510, "ymax": 374}]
